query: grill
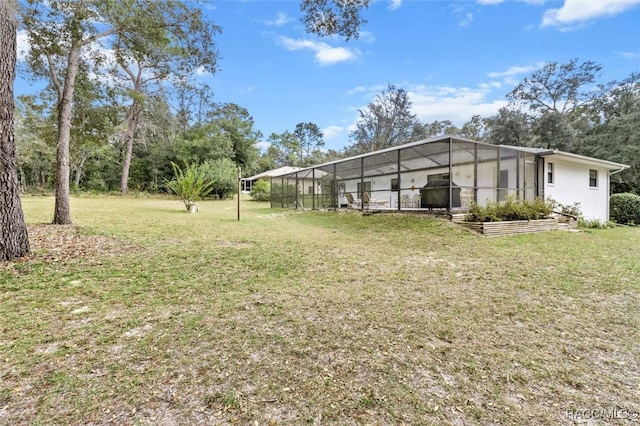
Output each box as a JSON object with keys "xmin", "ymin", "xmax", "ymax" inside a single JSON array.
[{"xmin": 420, "ymin": 180, "xmax": 461, "ymax": 209}]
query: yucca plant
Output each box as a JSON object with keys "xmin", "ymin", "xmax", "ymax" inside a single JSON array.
[{"xmin": 164, "ymin": 161, "xmax": 215, "ymax": 212}]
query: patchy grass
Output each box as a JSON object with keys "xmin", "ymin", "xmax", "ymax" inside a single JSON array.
[{"xmin": 1, "ymin": 195, "xmax": 639, "ymax": 425}]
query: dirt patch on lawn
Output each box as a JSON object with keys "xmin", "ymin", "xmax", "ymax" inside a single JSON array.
[{"xmin": 1, "ymin": 224, "xmax": 142, "ymax": 271}]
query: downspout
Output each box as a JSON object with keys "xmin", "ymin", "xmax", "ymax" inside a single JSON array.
[{"xmin": 448, "ymin": 137, "xmax": 453, "ymax": 211}]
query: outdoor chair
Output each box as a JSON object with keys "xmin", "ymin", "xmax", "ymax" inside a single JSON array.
[
  {"xmin": 362, "ymin": 192, "xmax": 389, "ymax": 209},
  {"xmin": 345, "ymin": 193, "xmax": 361, "ymax": 208},
  {"xmin": 413, "ymin": 194, "xmax": 421, "ymax": 208},
  {"xmin": 401, "ymin": 194, "xmax": 410, "ymax": 208}
]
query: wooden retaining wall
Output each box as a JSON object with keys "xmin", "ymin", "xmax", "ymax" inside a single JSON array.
[{"xmin": 457, "ymin": 218, "xmax": 565, "ymax": 236}]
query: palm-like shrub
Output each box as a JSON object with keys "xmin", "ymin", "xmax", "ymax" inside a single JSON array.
[{"xmin": 164, "ymin": 162, "xmax": 215, "ymax": 211}]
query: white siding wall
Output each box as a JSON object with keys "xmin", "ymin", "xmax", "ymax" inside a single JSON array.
[{"xmin": 544, "ymin": 159, "xmax": 610, "ymax": 222}]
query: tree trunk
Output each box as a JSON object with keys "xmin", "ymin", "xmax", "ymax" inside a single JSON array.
[
  {"xmin": 73, "ymin": 154, "xmax": 87, "ymax": 189},
  {"xmin": 53, "ymin": 43, "xmax": 81, "ymax": 224},
  {"xmin": 0, "ymin": 0, "xmax": 30, "ymax": 260},
  {"xmin": 120, "ymin": 99, "xmax": 140, "ymax": 194}
]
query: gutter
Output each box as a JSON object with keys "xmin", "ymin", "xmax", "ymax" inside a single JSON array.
[{"xmin": 609, "ymin": 165, "xmax": 628, "ymax": 176}]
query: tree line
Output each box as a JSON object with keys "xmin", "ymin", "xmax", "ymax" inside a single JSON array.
[
  {"xmin": 2, "ymin": 0, "xmax": 638, "ymax": 261},
  {"xmin": 1, "ymin": 0, "xmax": 369, "ymax": 259}
]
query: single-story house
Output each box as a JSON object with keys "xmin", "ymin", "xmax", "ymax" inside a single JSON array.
[{"xmin": 270, "ymin": 136, "xmax": 628, "ymax": 222}]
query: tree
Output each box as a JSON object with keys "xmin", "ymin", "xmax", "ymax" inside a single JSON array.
[
  {"xmin": 293, "ymin": 122, "xmax": 324, "ymax": 166},
  {"xmin": 579, "ymin": 73, "xmax": 640, "ymax": 194},
  {"xmin": 507, "ymin": 59, "xmax": 603, "ymax": 150},
  {"xmin": 483, "ymin": 107, "xmax": 533, "ymax": 147},
  {"xmin": 1, "ymin": 0, "xmax": 30, "ymax": 260},
  {"xmin": 459, "ymin": 115, "xmax": 486, "ymax": 141},
  {"xmin": 348, "ymin": 83, "xmax": 419, "ymax": 154},
  {"xmin": 267, "ymin": 131, "xmax": 302, "ymax": 167},
  {"xmin": 412, "ymin": 119, "xmax": 459, "ymax": 140},
  {"xmin": 300, "ymin": 0, "xmax": 370, "ymax": 40},
  {"xmin": 22, "ymin": 0, "xmax": 117, "ymax": 223},
  {"xmin": 203, "ymin": 158, "xmax": 238, "ymax": 200},
  {"xmin": 15, "ymin": 95, "xmax": 57, "ymax": 189},
  {"xmin": 209, "ymin": 103, "xmax": 262, "ymax": 174},
  {"xmin": 106, "ymin": 3, "xmax": 220, "ymax": 194},
  {"xmin": 21, "ymin": 0, "xmax": 220, "ymax": 221}
]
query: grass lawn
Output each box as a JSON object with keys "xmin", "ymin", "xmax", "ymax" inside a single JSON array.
[{"xmin": 2, "ymin": 195, "xmax": 639, "ymax": 425}]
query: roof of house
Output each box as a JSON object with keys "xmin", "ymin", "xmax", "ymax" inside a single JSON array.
[
  {"xmin": 278, "ymin": 135, "xmax": 629, "ymax": 176},
  {"xmin": 244, "ymin": 166, "xmax": 304, "ymax": 181}
]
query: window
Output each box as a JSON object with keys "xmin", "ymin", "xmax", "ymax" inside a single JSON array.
[
  {"xmin": 547, "ymin": 162, "xmax": 554, "ymax": 184},
  {"xmin": 391, "ymin": 178, "xmax": 399, "ymax": 191},
  {"xmin": 427, "ymin": 173, "xmax": 450, "ymax": 182},
  {"xmin": 308, "ymin": 186, "xmax": 314, "ymax": 195},
  {"xmin": 589, "ymin": 169, "xmax": 598, "ymax": 188}
]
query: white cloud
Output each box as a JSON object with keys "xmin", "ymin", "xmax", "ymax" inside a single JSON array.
[
  {"xmin": 278, "ymin": 37, "xmax": 359, "ymax": 65},
  {"xmin": 389, "ymin": 0, "xmax": 402, "ymax": 10},
  {"xmin": 357, "ymin": 31, "xmax": 376, "ymax": 43},
  {"xmin": 322, "ymin": 125, "xmax": 345, "ymax": 140},
  {"xmin": 615, "ymin": 50, "xmax": 640, "ymax": 59},
  {"xmin": 408, "ymin": 85, "xmax": 508, "ymax": 125},
  {"xmin": 347, "ymin": 82, "xmax": 508, "ymax": 127},
  {"xmin": 346, "ymin": 86, "xmax": 368, "ymax": 96},
  {"xmin": 264, "ymin": 12, "xmax": 293, "ymax": 27},
  {"xmin": 542, "ymin": 0, "xmax": 640, "ymax": 28},
  {"xmin": 459, "ymin": 12, "xmax": 474, "ymax": 27},
  {"xmin": 487, "ymin": 62, "xmax": 545, "ymax": 85},
  {"xmin": 16, "ymin": 30, "xmax": 30, "ymax": 61}
]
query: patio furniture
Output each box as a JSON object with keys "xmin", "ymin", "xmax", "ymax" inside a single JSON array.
[
  {"xmin": 345, "ymin": 193, "xmax": 361, "ymax": 208},
  {"xmin": 413, "ymin": 194, "xmax": 421, "ymax": 208},
  {"xmin": 401, "ymin": 194, "xmax": 410, "ymax": 208},
  {"xmin": 362, "ymin": 192, "xmax": 389, "ymax": 209}
]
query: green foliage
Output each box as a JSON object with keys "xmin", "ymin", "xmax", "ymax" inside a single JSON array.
[
  {"xmin": 250, "ymin": 179, "xmax": 271, "ymax": 201},
  {"xmin": 547, "ymin": 198, "xmax": 583, "ymax": 218},
  {"xmin": 558, "ymin": 201, "xmax": 582, "ymax": 218},
  {"xmin": 164, "ymin": 161, "xmax": 215, "ymax": 210},
  {"xmin": 578, "ymin": 218, "xmax": 614, "ymax": 229},
  {"xmin": 466, "ymin": 196, "xmax": 552, "ymax": 222},
  {"xmin": 202, "ymin": 158, "xmax": 238, "ymax": 200},
  {"xmin": 610, "ymin": 193, "xmax": 640, "ymax": 225},
  {"xmin": 348, "ymin": 83, "xmax": 419, "ymax": 154}
]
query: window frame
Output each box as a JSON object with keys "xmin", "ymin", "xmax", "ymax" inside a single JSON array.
[
  {"xmin": 589, "ymin": 169, "xmax": 598, "ymax": 188},
  {"xmin": 547, "ymin": 162, "xmax": 554, "ymax": 185}
]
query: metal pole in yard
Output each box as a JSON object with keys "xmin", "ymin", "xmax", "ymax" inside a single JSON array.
[{"xmin": 237, "ymin": 166, "xmax": 241, "ymax": 221}]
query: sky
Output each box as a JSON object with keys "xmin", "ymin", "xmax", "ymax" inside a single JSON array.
[{"xmin": 16, "ymin": 0, "xmax": 640, "ymax": 151}]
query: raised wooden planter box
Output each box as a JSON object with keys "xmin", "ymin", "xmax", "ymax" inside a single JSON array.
[{"xmin": 457, "ymin": 218, "xmax": 562, "ymax": 236}]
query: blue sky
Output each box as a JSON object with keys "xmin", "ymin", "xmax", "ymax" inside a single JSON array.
[
  {"xmin": 16, "ymin": 0, "xmax": 640, "ymax": 151},
  {"xmin": 202, "ymin": 0, "xmax": 640, "ymax": 150}
]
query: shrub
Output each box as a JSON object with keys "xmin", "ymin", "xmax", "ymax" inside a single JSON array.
[
  {"xmin": 558, "ymin": 201, "xmax": 582, "ymax": 218},
  {"xmin": 250, "ymin": 179, "xmax": 271, "ymax": 201},
  {"xmin": 466, "ymin": 196, "xmax": 552, "ymax": 222},
  {"xmin": 579, "ymin": 218, "xmax": 615, "ymax": 229},
  {"xmin": 202, "ymin": 158, "xmax": 238, "ymax": 200},
  {"xmin": 610, "ymin": 193, "xmax": 640, "ymax": 225}
]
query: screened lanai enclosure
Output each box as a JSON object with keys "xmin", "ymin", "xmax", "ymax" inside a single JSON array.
[{"xmin": 270, "ymin": 136, "xmax": 540, "ymax": 212}]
